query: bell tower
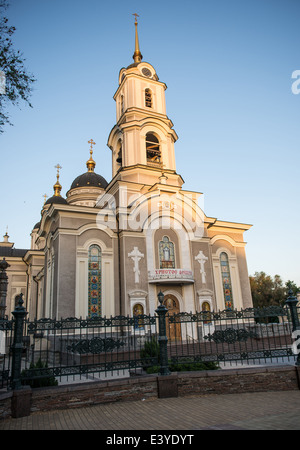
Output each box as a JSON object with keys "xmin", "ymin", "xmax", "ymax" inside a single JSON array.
[{"xmin": 107, "ymin": 15, "xmax": 183, "ymax": 188}]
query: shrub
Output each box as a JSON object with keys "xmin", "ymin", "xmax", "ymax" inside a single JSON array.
[
  {"xmin": 140, "ymin": 338, "xmax": 160, "ymax": 370},
  {"xmin": 21, "ymin": 358, "xmax": 58, "ymax": 388},
  {"xmin": 140, "ymin": 339, "xmax": 219, "ymax": 374},
  {"xmin": 145, "ymin": 360, "xmax": 219, "ymax": 374}
]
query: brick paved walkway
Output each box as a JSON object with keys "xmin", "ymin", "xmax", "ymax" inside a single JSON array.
[{"xmin": 0, "ymin": 390, "xmax": 300, "ymax": 430}]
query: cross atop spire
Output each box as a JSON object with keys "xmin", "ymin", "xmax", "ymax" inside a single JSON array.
[
  {"xmin": 55, "ymin": 164, "xmax": 62, "ymax": 178},
  {"xmin": 132, "ymin": 13, "xmax": 142, "ymax": 63},
  {"xmin": 53, "ymin": 164, "xmax": 62, "ymax": 197},
  {"xmin": 88, "ymin": 139, "xmax": 96, "ymax": 151},
  {"xmin": 132, "ymin": 13, "xmax": 139, "ymax": 24},
  {"xmin": 87, "ymin": 139, "xmax": 96, "ymax": 172}
]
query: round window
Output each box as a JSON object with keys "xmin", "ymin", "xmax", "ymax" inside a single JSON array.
[{"xmin": 142, "ymin": 67, "xmax": 152, "ymax": 77}]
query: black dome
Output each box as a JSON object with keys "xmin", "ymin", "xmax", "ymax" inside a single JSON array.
[
  {"xmin": 126, "ymin": 62, "xmax": 140, "ymax": 69},
  {"xmin": 70, "ymin": 171, "xmax": 108, "ymax": 190},
  {"xmin": 45, "ymin": 195, "xmax": 68, "ymax": 205},
  {"xmin": 33, "ymin": 221, "xmax": 41, "ymax": 230}
]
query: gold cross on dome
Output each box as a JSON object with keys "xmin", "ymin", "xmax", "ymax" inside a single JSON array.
[
  {"xmin": 88, "ymin": 139, "xmax": 96, "ymax": 151},
  {"xmin": 54, "ymin": 164, "xmax": 62, "ymax": 174},
  {"xmin": 132, "ymin": 13, "xmax": 139, "ymax": 24},
  {"xmin": 43, "ymin": 194, "xmax": 48, "ymax": 204}
]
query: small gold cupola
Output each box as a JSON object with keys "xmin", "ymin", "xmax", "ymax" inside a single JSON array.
[
  {"xmin": 53, "ymin": 164, "xmax": 63, "ymax": 196},
  {"xmin": 86, "ymin": 139, "xmax": 96, "ymax": 172},
  {"xmin": 44, "ymin": 164, "xmax": 68, "ymax": 206}
]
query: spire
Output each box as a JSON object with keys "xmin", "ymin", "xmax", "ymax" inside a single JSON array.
[
  {"xmin": 3, "ymin": 226, "xmax": 9, "ymax": 243},
  {"xmin": 86, "ymin": 139, "xmax": 96, "ymax": 172},
  {"xmin": 132, "ymin": 13, "xmax": 142, "ymax": 63},
  {"xmin": 53, "ymin": 164, "xmax": 62, "ymax": 196}
]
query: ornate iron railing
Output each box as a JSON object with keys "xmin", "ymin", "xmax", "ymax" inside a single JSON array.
[
  {"xmin": 19, "ymin": 312, "xmax": 158, "ymax": 385},
  {"xmin": 2, "ymin": 292, "xmax": 300, "ymax": 390},
  {"xmin": 166, "ymin": 304, "xmax": 297, "ymax": 366}
]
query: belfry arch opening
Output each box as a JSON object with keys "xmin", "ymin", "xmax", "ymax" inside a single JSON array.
[
  {"xmin": 116, "ymin": 139, "xmax": 122, "ymax": 165},
  {"xmin": 146, "ymin": 132, "xmax": 161, "ymax": 165},
  {"xmin": 145, "ymin": 88, "xmax": 152, "ymax": 108}
]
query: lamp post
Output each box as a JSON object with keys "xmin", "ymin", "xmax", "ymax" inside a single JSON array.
[
  {"xmin": 0, "ymin": 258, "xmax": 10, "ymax": 319},
  {"xmin": 11, "ymin": 293, "xmax": 28, "ymax": 390},
  {"xmin": 155, "ymin": 291, "xmax": 171, "ymax": 376}
]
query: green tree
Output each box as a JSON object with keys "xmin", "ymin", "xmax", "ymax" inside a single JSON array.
[
  {"xmin": 249, "ymin": 271, "xmax": 299, "ymax": 308},
  {"xmin": 0, "ymin": 0, "xmax": 35, "ymax": 132},
  {"xmin": 286, "ymin": 280, "xmax": 300, "ymax": 297}
]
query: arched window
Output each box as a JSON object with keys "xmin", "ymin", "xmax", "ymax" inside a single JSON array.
[
  {"xmin": 133, "ymin": 303, "xmax": 144, "ymax": 330},
  {"xmin": 220, "ymin": 252, "xmax": 234, "ymax": 310},
  {"xmin": 145, "ymin": 88, "xmax": 152, "ymax": 108},
  {"xmin": 116, "ymin": 139, "xmax": 122, "ymax": 165},
  {"xmin": 159, "ymin": 236, "xmax": 175, "ymax": 269},
  {"xmin": 88, "ymin": 245, "xmax": 102, "ymax": 318},
  {"xmin": 146, "ymin": 132, "xmax": 161, "ymax": 164}
]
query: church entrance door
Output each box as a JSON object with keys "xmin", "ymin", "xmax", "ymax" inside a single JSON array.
[{"xmin": 163, "ymin": 294, "xmax": 181, "ymax": 341}]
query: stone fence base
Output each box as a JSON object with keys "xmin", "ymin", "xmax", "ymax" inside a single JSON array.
[{"xmin": 1, "ymin": 365, "xmax": 299, "ymax": 420}]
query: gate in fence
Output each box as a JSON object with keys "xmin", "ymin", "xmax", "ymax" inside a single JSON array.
[{"xmin": 0, "ymin": 291, "xmax": 299, "ymax": 390}]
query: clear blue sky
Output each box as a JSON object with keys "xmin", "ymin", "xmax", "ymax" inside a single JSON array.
[{"xmin": 1, "ymin": 0, "xmax": 300, "ymax": 286}]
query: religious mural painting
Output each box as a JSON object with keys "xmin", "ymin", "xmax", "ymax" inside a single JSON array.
[
  {"xmin": 220, "ymin": 252, "xmax": 234, "ymax": 310},
  {"xmin": 159, "ymin": 236, "xmax": 175, "ymax": 269},
  {"xmin": 133, "ymin": 303, "xmax": 144, "ymax": 330},
  {"xmin": 202, "ymin": 301, "xmax": 212, "ymax": 324}
]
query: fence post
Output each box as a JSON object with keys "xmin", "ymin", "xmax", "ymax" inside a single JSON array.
[
  {"xmin": 11, "ymin": 293, "xmax": 28, "ymax": 390},
  {"xmin": 155, "ymin": 291, "xmax": 170, "ymax": 376},
  {"xmin": 285, "ymin": 289, "xmax": 300, "ymax": 366}
]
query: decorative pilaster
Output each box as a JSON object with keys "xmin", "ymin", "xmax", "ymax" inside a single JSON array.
[{"xmin": 0, "ymin": 258, "xmax": 10, "ymax": 319}]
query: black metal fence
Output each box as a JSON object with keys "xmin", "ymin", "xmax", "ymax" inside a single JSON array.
[
  {"xmin": 21, "ymin": 313, "xmax": 159, "ymax": 385},
  {"xmin": 166, "ymin": 306, "xmax": 297, "ymax": 367},
  {"xmin": 1, "ymin": 291, "xmax": 300, "ymax": 391}
]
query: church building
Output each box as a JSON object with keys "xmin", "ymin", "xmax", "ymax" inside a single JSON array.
[{"xmin": 0, "ymin": 19, "xmax": 253, "ymax": 322}]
